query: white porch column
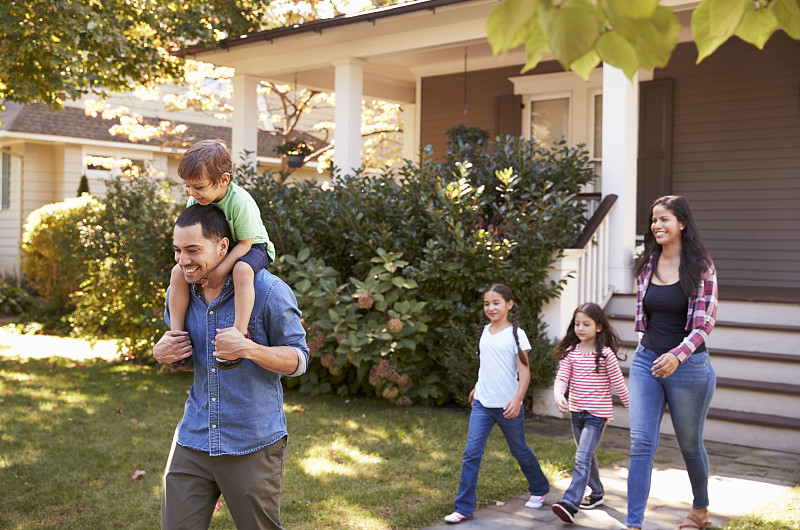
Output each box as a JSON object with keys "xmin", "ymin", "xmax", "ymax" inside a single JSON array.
[
  {"xmin": 232, "ymin": 73, "xmax": 260, "ymax": 168},
  {"xmin": 333, "ymin": 58, "xmax": 365, "ymax": 175},
  {"xmin": 401, "ymin": 103, "xmax": 417, "ymax": 162},
  {"xmin": 602, "ymin": 64, "xmax": 639, "ymax": 294}
]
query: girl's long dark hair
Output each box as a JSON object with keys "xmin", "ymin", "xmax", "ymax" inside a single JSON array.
[
  {"xmin": 475, "ymin": 283, "xmax": 529, "ymax": 367},
  {"xmin": 635, "ymin": 195, "xmax": 711, "ymax": 298},
  {"xmin": 554, "ymin": 303, "xmax": 623, "ymax": 373}
]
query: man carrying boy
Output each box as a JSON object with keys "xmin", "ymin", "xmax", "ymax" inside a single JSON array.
[{"xmin": 153, "ymin": 204, "xmax": 308, "ymax": 530}]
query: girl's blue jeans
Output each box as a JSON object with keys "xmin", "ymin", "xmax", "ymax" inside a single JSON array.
[
  {"xmin": 626, "ymin": 345, "xmax": 716, "ymax": 528},
  {"xmin": 454, "ymin": 400, "xmax": 550, "ymax": 517},
  {"xmin": 560, "ymin": 411, "xmax": 607, "ymax": 511}
]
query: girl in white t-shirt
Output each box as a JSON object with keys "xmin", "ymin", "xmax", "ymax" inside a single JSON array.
[{"xmin": 444, "ymin": 284, "xmax": 550, "ymax": 524}]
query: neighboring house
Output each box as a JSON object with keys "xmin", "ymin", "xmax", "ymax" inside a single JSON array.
[
  {"xmin": 184, "ymin": 0, "xmax": 800, "ymax": 452},
  {"xmin": 0, "ymin": 100, "xmax": 321, "ymax": 276}
]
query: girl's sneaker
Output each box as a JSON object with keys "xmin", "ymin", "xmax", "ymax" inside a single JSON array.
[
  {"xmin": 580, "ymin": 494, "xmax": 604, "ymax": 509},
  {"xmin": 444, "ymin": 512, "xmax": 470, "ymax": 524},
  {"xmin": 552, "ymin": 502, "xmax": 576, "ymax": 523},
  {"xmin": 525, "ymin": 494, "xmax": 545, "ymax": 509}
]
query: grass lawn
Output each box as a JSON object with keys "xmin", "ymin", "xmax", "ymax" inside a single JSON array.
[{"xmin": 0, "ymin": 355, "xmax": 623, "ymax": 529}]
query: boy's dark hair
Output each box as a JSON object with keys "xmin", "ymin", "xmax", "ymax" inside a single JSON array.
[
  {"xmin": 475, "ymin": 283, "xmax": 529, "ymax": 367},
  {"xmin": 554, "ymin": 302, "xmax": 624, "ymax": 373},
  {"xmin": 176, "ymin": 204, "xmax": 232, "ymax": 242},
  {"xmin": 178, "ymin": 139, "xmax": 233, "ymax": 184}
]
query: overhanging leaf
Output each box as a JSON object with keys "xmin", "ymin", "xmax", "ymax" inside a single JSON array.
[
  {"xmin": 693, "ymin": 0, "xmax": 749, "ymax": 62},
  {"xmin": 735, "ymin": 3, "xmax": 779, "ymax": 49},
  {"xmin": 771, "ymin": 0, "xmax": 800, "ymax": 40},
  {"xmin": 596, "ymin": 30, "xmax": 639, "ymax": 79},
  {"xmin": 486, "ymin": 0, "xmax": 541, "ymax": 54},
  {"xmin": 606, "ymin": 0, "xmax": 658, "ymax": 20},
  {"xmin": 569, "ymin": 48, "xmax": 601, "ymax": 79},
  {"xmin": 617, "ymin": 6, "xmax": 680, "ymax": 69},
  {"xmin": 521, "ymin": 16, "xmax": 551, "ymax": 73},
  {"xmin": 539, "ymin": 0, "xmax": 602, "ymax": 69}
]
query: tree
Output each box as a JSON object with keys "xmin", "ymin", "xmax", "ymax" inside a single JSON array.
[
  {"xmin": 0, "ymin": 1, "xmax": 270, "ymax": 115},
  {"xmin": 486, "ymin": 0, "xmax": 800, "ymax": 80}
]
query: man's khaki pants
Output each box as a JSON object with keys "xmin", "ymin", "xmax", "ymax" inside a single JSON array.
[{"xmin": 162, "ymin": 436, "xmax": 287, "ymax": 529}]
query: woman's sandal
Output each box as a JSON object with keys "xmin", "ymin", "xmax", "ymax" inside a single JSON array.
[{"xmin": 675, "ymin": 513, "xmax": 712, "ymax": 529}]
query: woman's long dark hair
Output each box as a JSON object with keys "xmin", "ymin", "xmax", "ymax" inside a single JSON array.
[
  {"xmin": 554, "ymin": 303, "xmax": 623, "ymax": 373},
  {"xmin": 475, "ymin": 283, "xmax": 529, "ymax": 367},
  {"xmin": 635, "ymin": 195, "xmax": 711, "ymax": 298}
]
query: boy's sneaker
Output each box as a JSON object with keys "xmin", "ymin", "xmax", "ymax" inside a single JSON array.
[
  {"xmin": 552, "ymin": 502, "xmax": 576, "ymax": 524},
  {"xmin": 525, "ymin": 494, "xmax": 546, "ymax": 509},
  {"xmin": 444, "ymin": 512, "xmax": 470, "ymax": 524},
  {"xmin": 580, "ymin": 494, "xmax": 604, "ymax": 509}
]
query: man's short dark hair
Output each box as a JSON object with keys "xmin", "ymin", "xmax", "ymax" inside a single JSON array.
[{"xmin": 176, "ymin": 204, "xmax": 232, "ymax": 242}]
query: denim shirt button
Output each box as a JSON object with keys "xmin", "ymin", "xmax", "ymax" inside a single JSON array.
[
  {"xmin": 209, "ymin": 311, "xmax": 214, "ymax": 315},
  {"xmin": 212, "ymin": 397, "xmax": 216, "ymax": 401},
  {"xmin": 211, "ymin": 368, "xmax": 216, "ymax": 372},
  {"xmin": 212, "ymin": 424, "xmax": 216, "ymax": 428}
]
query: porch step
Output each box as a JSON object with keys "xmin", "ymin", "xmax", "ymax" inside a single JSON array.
[{"xmin": 603, "ymin": 293, "xmax": 800, "ymax": 453}]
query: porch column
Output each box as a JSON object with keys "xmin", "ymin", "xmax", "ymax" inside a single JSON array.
[
  {"xmin": 601, "ymin": 64, "xmax": 639, "ymax": 294},
  {"xmin": 401, "ymin": 103, "xmax": 417, "ymax": 162},
  {"xmin": 232, "ymin": 73, "xmax": 260, "ymax": 168},
  {"xmin": 333, "ymin": 58, "xmax": 366, "ymax": 175}
]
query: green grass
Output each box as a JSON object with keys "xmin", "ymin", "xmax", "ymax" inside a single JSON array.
[
  {"xmin": 0, "ymin": 355, "xmax": 623, "ymax": 529},
  {"xmin": 720, "ymin": 485, "xmax": 800, "ymax": 530}
]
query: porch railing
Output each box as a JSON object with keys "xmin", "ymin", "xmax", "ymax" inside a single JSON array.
[{"xmin": 570, "ymin": 193, "xmax": 618, "ymax": 308}]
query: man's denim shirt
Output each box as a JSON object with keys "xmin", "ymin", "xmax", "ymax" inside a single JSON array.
[{"xmin": 165, "ymin": 270, "xmax": 309, "ymax": 456}]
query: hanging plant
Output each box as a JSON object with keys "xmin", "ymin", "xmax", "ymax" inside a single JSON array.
[{"xmin": 277, "ymin": 140, "xmax": 313, "ymax": 169}]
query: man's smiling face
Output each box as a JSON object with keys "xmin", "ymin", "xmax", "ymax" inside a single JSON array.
[{"xmin": 173, "ymin": 223, "xmax": 228, "ymax": 284}]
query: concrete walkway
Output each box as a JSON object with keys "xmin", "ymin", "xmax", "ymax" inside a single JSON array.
[{"xmin": 422, "ymin": 417, "xmax": 800, "ymax": 529}]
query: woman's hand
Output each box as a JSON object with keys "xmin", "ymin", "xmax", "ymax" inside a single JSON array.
[
  {"xmin": 468, "ymin": 387, "xmax": 475, "ymax": 407},
  {"xmin": 651, "ymin": 352, "xmax": 679, "ymax": 378}
]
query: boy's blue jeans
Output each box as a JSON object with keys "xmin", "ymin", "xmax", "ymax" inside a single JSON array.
[
  {"xmin": 454, "ymin": 400, "xmax": 550, "ymax": 517},
  {"xmin": 560, "ymin": 411, "xmax": 607, "ymax": 511},
  {"xmin": 626, "ymin": 346, "xmax": 715, "ymax": 528}
]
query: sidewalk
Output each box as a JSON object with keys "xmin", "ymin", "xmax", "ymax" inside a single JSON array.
[{"xmin": 422, "ymin": 416, "xmax": 800, "ymax": 529}]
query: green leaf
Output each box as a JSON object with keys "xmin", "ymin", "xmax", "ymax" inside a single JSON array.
[
  {"xmin": 328, "ymin": 309, "xmax": 340, "ymax": 323},
  {"xmin": 297, "ymin": 247, "xmax": 311, "ymax": 262},
  {"xmin": 624, "ymin": 6, "xmax": 681, "ymax": 69},
  {"xmin": 392, "ymin": 277, "xmax": 405, "ymax": 288},
  {"xmin": 569, "ymin": 48, "xmax": 601, "ymax": 80},
  {"xmin": 519, "ymin": 14, "xmax": 551, "ymax": 73},
  {"xmin": 735, "ymin": 3, "xmax": 779, "ymax": 49},
  {"xmin": 606, "ymin": 0, "xmax": 657, "ymax": 20},
  {"xmin": 771, "ymin": 0, "xmax": 800, "ymax": 40},
  {"xmin": 539, "ymin": 0, "xmax": 602, "ymax": 69},
  {"xmin": 693, "ymin": 0, "xmax": 749, "ymax": 63},
  {"xmin": 596, "ymin": 30, "xmax": 639, "ymax": 79},
  {"xmin": 486, "ymin": 0, "xmax": 541, "ymax": 54}
]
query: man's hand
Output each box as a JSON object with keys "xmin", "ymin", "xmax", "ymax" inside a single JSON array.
[
  {"xmin": 468, "ymin": 387, "xmax": 476, "ymax": 407},
  {"xmin": 503, "ymin": 398, "xmax": 522, "ymax": 419},
  {"xmin": 153, "ymin": 330, "xmax": 193, "ymax": 367},
  {"xmin": 214, "ymin": 327, "xmax": 249, "ymax": 361}
]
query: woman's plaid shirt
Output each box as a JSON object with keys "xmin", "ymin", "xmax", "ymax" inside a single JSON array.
[{"xmin": 635, "ymin": 257, "xmax": 718, "ymax": 363}]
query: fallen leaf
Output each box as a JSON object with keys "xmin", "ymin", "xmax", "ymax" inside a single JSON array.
[
  {"xmin": 494, "ymin": 500, "xmax": 505, "ymax": 506},
  {"xmin": 131, "ymin": 470, "xmax": 146, "ymax": 480},
  {"xmin": 130, "ymin": 418, "xmax": 139, "ymax": 424},
  {"xmin": 214, "ymin": 502, "xmax": 224, "ymax": 512},
  {"xmin": 116, "ymin": 406, "xmax": 123, "ymax": 414},
  {"xmin": 30, "ymin": 395, "xmax": 37, "ymax": 400}
]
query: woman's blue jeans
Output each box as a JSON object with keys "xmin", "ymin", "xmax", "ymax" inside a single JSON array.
[
  {"xmin": 626, "ymin": 346, "xmax": 716, "ymax": 528},
  {"xmin": 454, "ymin": 400, "xmax": 550, "ymax": 517},
  {"xmin": 560, "ymin": 411, "xmax": 607, "ymax": 511}
]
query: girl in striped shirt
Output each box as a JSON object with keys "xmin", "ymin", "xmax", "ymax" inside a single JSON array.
[{"xmin": 551, "ymin": 302, "xmax": 629, "ymax": 524}]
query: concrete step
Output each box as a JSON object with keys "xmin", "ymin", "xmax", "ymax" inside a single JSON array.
[{"xmin": 611, "ymin": 402, "xmax": 800, "ymax": 454}]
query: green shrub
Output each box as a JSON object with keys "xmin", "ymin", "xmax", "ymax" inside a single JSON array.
[
  {"xmin": 242, "ymin": 135, "xmax": 593, "ymax": 405},
  {"xmin": 0, "ymin": 278, "xmax": 31, "ymax": 315},
  {"xmin": 68, "ymin": 171, "xmax": 180, "ymax": 360},
  {"xmin": 20, "ymin": 195, "xmax": 106, "ymax": 308}
]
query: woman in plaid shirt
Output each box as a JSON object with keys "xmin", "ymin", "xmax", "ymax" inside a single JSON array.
[{"xmin": 626, "ymin": 196, "xmax": 718, "ymax": 530}]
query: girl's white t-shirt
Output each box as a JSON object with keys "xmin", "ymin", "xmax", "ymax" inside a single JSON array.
[{"xmin": 473, "ymin": 325, "xmax": 531, "ymax": 408}]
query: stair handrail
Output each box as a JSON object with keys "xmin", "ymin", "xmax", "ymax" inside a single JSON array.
[{"xmin": 569, "ymin": 193, "xmax": 618, "ymax": 307}]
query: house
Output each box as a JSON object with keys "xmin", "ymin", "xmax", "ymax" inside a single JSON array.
[
  {"xmin": 182, "ymin": 0, "xmax": 800, "ymax": 452},
  {"xmin": 0, "ymin": 96, "xmax": 322, "ymax": 277}
]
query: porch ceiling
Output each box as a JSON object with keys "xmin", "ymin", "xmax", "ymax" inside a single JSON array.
[{"xmin": 182, "ymin": 0, "xmax": 699, "ymax": 103}]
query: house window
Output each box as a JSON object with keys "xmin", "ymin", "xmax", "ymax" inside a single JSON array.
[
  {"xmin": 1, "ymin": 152, "xmax": 9, "ymax": 210},
  {"xmin": 530, "ymin": 97, "xmax": 570, "ymax": 145}
]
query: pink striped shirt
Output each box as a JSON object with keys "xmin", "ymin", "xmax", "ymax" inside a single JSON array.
[{"xmin": 553, "ymin": 345, "xmax": 630, "ymax": 420}]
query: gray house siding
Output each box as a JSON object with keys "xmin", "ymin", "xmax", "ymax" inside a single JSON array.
[{"xmin": 654, "ymin": 32, "xmax": 800, "ymax": 289}]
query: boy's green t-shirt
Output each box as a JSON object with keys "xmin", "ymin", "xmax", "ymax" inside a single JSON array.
[{"xmin": 186, "ymin": 182, "xmax": 275, "ymax": 260}]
